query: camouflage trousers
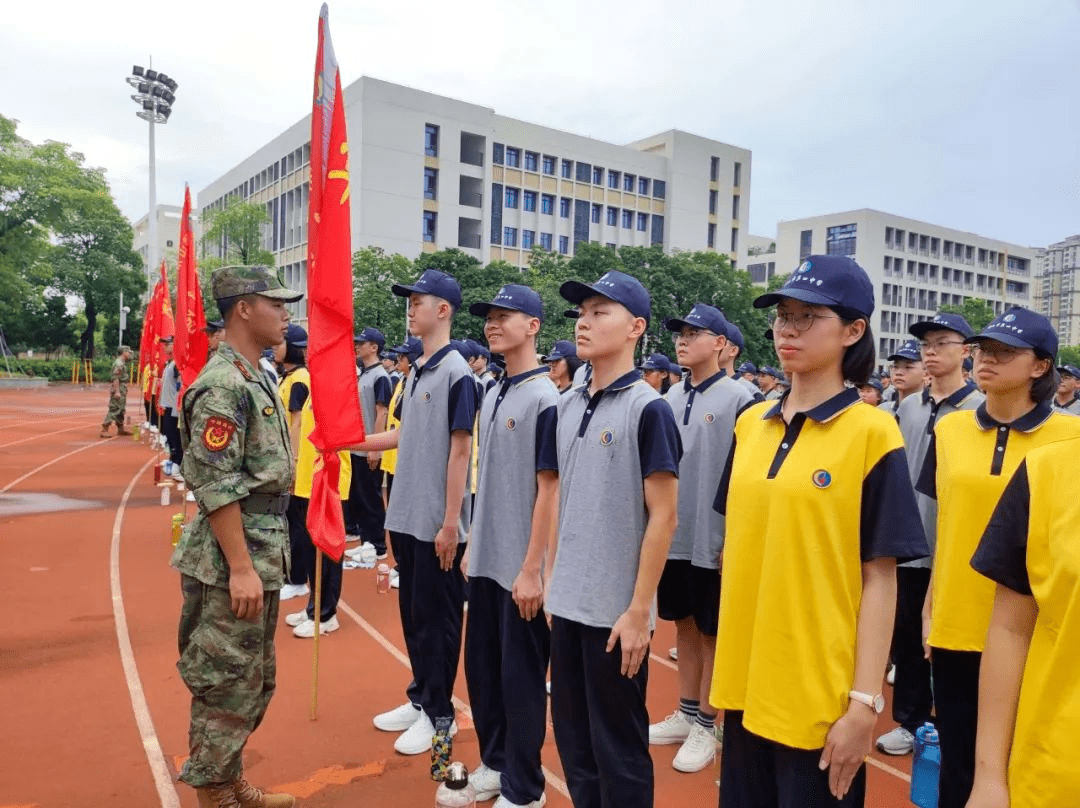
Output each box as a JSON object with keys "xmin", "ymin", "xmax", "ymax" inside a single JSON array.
[
  {"xmin": 176, "ymin": 575, "xmax": 280, "ymax": 787},
  {"xmin": 103, "ymin": 393, "xmax": 126, "ymax": 427}
]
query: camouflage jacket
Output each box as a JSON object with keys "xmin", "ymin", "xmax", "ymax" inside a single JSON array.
[
  {"xmin": 111, "ymin": 356, "xmax": 128, "ymax": 397},
  {"xmin": 171, "ymin": 342, "xmax": 295, "ymax": 590}
]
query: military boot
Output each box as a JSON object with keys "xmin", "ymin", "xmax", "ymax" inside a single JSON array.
[
  {"xmin": 195, "ymin": 784, "xmax": 241, "ymax": 808},
  {"xmin": 232, "ymin": 778, "xmax": 295, "ymax": 808}
]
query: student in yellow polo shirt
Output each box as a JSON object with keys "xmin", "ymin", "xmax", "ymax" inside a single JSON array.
[
  {"xmin": 711, "ymin": 255, "xmax": 928, "ymax": 808},
  {"xmin": 967, "ymin": 435, "xmax": 1080, "ymax": 808},
  {"xmin": 916, "ymin": 307, "xmax": 1080, "ymax": 808}
]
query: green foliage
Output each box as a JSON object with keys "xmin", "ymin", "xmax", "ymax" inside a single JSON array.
[
  {"xmin": 18, "ymin": 357, "xmax": 116, "ymax": 380},
  {"xmin": 940, "ymin": 298, "xmax": 996, "ymax": 332},
  {"xmin": 200, "ymin": 198, "xmax": 275, "ymax": 266},
  {"xmin": 351, "ymin": 247, "xmax": 417, "ymax": 347},
  {"xmin": 1057, "ymin": 345, "xmax": 1080, "ymax": 367}
]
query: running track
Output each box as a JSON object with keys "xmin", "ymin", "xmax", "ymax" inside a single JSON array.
[{"xmin": 0, "ymin": 385, "xmax": 913, "ymax": 807}]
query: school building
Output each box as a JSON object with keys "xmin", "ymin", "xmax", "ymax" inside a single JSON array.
[{"xmin": 1034, "ymin": 234, "xmax": 1080, "ymax": 347}]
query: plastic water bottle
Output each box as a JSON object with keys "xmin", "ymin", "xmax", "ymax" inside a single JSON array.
[
  {"xmin": 910, "ymin": 722, "xmax": 940, "ymax": 808},
  {"xmin": 435, "ymin": 762, "xmax": 475, "ymax": 808}
]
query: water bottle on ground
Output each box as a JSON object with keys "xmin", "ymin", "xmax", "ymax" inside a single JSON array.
[
  {"xmin": 435, "ymin": 762, "xmax": 475, "ymax": 808},
  {"xmin": 910, "ymin": 722, "xmax": 940, "ymax": 808}
]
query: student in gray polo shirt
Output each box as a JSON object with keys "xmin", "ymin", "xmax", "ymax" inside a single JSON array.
[
  {"xmin": 648, "ymin": 303, "xmax": 753, "ymax": 774},
  {"xmin": 874, "ymin": 313, "xmax": 983, "ymax": 757},
  {"xmin": 721, "ymin": 324, "xmax": 765, "ymax": 403},
  {"xmin": 461, "ymin": 284, "xmax": 559, "ymax": 808},
  {"xmin": 548, "ymin": 270, "xmax": 682, "ymax": 808},
  {"xmin": 878, "ymin": 340, "xmax": 926, "ymax": 418},
  {"xmin": 1052, "ymin": 364, "xmax": 1080, "ymax": 414},
  {"xmin": 345, "ymin": 270, "xmax": 478, "ymax": 764}
]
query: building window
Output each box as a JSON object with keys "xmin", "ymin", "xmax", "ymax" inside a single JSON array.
[
  {"xmin": 542, "ymin": 155, "xmax": 556, "ymax": 175},
  {"xmin": 490, "ymin": 183, "xmax": 503, "ymax": 244},
  {"xmin": 651, "ymin": 216, "xmax": 664, "ymax": 245},
  {"xmin": 622, "ymin": 209, "xmax": 633, "ymax": 229},
  {"xmin": 608, "ymin": 169, "xmax": 620, "ymax": 189},
  {"xmin": 561, "ymin": 159, "xmax": 573, "ymax": 179},
  {"xmin": 524, "ymin": 151, "xmax": 539, "ymax": 172},
  {"xmin": 638, "ymin": 177, "xmax": 650, "ymax": 196},
  {"xmin": 541, "ymin": 194, "xmax": 554, "ymax": 215},
  {"xmin": 730, "ymin": 228, "xmax": 739, "ymax": 253},
  {"xmin": 799, "ymin": 229, "xmax": 813, "ymax": 259},
  {"xmin": 606, "ymin": 206, "xmax": 618, "ymax": 226},
  {"xmin": 825, "ymin": 223, "xmax": 857, "ymax": 257},
  {"xmin": 523, "ymin": 190, "xmax": 537, "ymax": 212},
  {"xmin": 559, "ymin": 197, "xmax": 571, "ymax": 218},
  {"xmin": 576, "ymin": 162, "xmax": 592, "ymax": 182},
  {"xmin": 710, "ymin": 156, "xmax": 719, "ymax": 182},
  {"xmin": 733, "ymin": 161, "xmax": 741, "ymax": 187},
  {"xmin": 506, "ymin": 187, "xmax": 519, "ymax": 209},
  {"xmin": 591, "ymin": 203, "xmax": 602, "ymax": 224},
  {"xmin": 885, "ymin": 226, "xmax": 893, "ymax": 247},
  {"xmin": 606, "ymin": 242, "xmax": 617, "ymax": 250},
  {"xmin": 504, "ymin": 227, "xmax": 518, "ymax": 247},
  {"xmin": 653, "ymin": 180, "xmax": 666, "ymax": 199},
  {"xmin": 522, "ymin": 230, "xmax": 535, "ymax": 250},
  {"xmin": 505, "ymin": 147, "xmax": 521, "ymax": 168},
  {"xmin": 624, "ymin": 173, "xmax": 636, "ymax": 192},
  {"xmin": 637, "ymin": 212, "xmax": 648, "ymax": 232},
  {"xmin": 424, "ymin": 124, "xmax": 439, "ymax": 157},
  {"xmin": 423, "ymin": 167, "xmax": 438, "ymax": 200},
  {"xmin": 492, "ymin": 143, "xmax": 504, "ymax": 165},
  {"xmin": 732, "ymin": 195, "xmax": 740, "ymax": 219},
  {"xmin": 593, "ymin": 166, "xmax": 604, "ymax": 184},
  {"xmin": 707, "ymin": 223, "xmax": 716, "ymax": 248},
  {"xmin": 540, "ymin": 232, "xmax": 553, "ymax": 250},
  {"xmin": 708, "ymin": 190, "xmax": 717, "ymax": 215},
  {"xmin": 558, "ymin": 235, "xmax": 569, "ymax": 254},
  {"xmin": 423, "ymin": 211, "xmax": 437, "ymax": 242}
]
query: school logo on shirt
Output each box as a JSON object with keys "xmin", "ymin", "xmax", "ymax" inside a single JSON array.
[
  {"xmin": 599, "ymin": 428, "xmax": 615, "ymax": 446},
  {"xmin": 703, "ymin": 412, "xmax": 715, "ymax": 424},
  {"xmin": 423, "ymin": 392, "xmax": 431, "ymax": 401},
  {"xmin": 505, "ymin": 417, "xmax": 516, "ymax": 430},
  {"xmin": 812, "ymin": 469, "xmax": 832, "ymax": 489}
]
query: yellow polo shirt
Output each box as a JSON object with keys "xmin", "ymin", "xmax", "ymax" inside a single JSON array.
[
  {"xmin": 380, "ymin": 377, "xmax": 404, "ymax": 476},
  {"xmin": 710, "ymin": 388, "xmax": 928, "ymax": 749},
  {"xmin": 971, "ymin": 437, "xmax": 1080, "ymax": 807},
  {"xmin": 919, "ymin": 403, "xmax": 1080, "ymax": 652},
  {"xmin": 279, "ymin": 366, "xmax": 351, "ymax": 500}
]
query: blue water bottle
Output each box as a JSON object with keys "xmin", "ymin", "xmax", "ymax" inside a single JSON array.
[{"xmin": 910, "ymin": 722, "xmax": 940, "ymax": 808}]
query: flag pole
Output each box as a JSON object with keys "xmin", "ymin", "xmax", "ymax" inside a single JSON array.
[{"xmin": 309, "ymin": 547, "xmax": 323, "ymax": 720}]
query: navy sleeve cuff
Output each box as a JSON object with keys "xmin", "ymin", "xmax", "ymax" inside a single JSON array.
[
  {"xmin": 638, "ymin": 398, "xmax": 683, "ymax": 478},
  {"xmin": 288, "ymin": 381, "xmax": 309, "ymax": 413},
  {"xmin": 915, "ymin": 433, "xmax": 938, "ymax": 499},
  {"xmin": 448, "ymin": 375, "xmax": 479, "ymax": 434},
  {"xmin": 861, "ymin": 447, "xmax": 930, "ymax": 562},
  {"xmin": 373, "ymin": 376, "xmax": 392, "ymax": 408},
  {"xmin": 712, "ymin": 439, "xmax": 736, "ymax": 516},
  {"xmin": 971, "ymin": 462, "xmax": 1033, "ymax": 595}
]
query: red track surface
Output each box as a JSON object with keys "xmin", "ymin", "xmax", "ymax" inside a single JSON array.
[{"xmin": 0, "ymin": 385, "xmax": 912, "ymax": 807}]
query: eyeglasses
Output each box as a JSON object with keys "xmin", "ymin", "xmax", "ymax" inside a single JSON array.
[
  {"xmin": 970, "ymin": 343, "xmax": 1027, "ymax": 363},
  {"xmin": 918, "ymin": 339, "xmax": 964, "ymax": 353},
  {"xmin": 675, "ymin": 328, "xmax": 716, "ymax": 343},
  {"xmin": 770, "ymin": 312, "xmax": 839, "ymax": 333}
]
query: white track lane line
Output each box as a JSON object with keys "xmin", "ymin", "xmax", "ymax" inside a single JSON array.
[
  {"xmin": 111, "ymin": 456, "xmax": 182, "ymax": 808},
  {"xmin": 336, "ymin": 599, "xmax": 573, "ymax": 801},
  {"xmin": 0, "ymin": 439, "xmax": 104, "ymax": 492},
  {"xmin": 0, "ymin": 422, "xmax": 93, "ymax": 451}
]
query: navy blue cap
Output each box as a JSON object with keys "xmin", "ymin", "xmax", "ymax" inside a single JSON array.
[
  {"xmin": 963, "ymin": 357, "xmax": 974, "ymax": 372},
  {"xmin": 725, "ymin": 321, "xmax": 746, "ymax": 351},
  {"xmin": 888, "ymin": 339, "xmax": 922, "ymax": 362},
  {"xmin": 354, "ymin": 326, "xmax": 385, "ymax": 348},
  {"xmin": 543, "ymin": 340, "xmax": 577, "ymax": 362},
  {"xmin": 1057, "ymin": 364, "xmax": 1080, "ymax": 379},
  {"xmin": 469, "ymin": 283, "xmax": 545, "ymax": 321},
  {"xmin": 391, "ymin": 269, "xmax": 463, "ymax": 310},
  {"xmin": 640, "ymin": 353, "xmax": 669, "ymax": 371},
  {"xmin": 390, "ymin": 336, "xmax": 422, "ymax": 361},
  {"xmin": 664, "ymin": 357, "xmax": 684, "ymax": 375},
  {"xmin": 966, "ymin": 307, "xmax": 1058, "ymax": 357},
  {"xmin": 285, "ymin": 323, "xmax": 307, "ymax": 347},
  {"xmin": 563, "ymin": 308, "xmax": 580, "ymax": 319},
  {"xmin": 754, "ymin": 255, "xmax": 875, "ymax": 320},
  {"xmin": 204, "ymin": 319, "xmax": 224, "ymax": 332},
  {"xmin": 451, "ymin": 339, "xmax": 471, "ymax": 359},
  {"xmin": 560, "ymin": 270, "xmax": 651, "ymax": 321},
  {"xmin": 859, "ymin": 377, "xmax": 883, "ymax": 392},
  {"xmin": 664, "ymin": 303, "xmax": 730, "ymax": 336},
  {"xmin": 910, "ymin": 312, "xmax": 974, "ymax": 340},
  {"xmin": 736, "ymin": 361, "xmax": 757, "ymax": 375},
  {"xmin": 464, "ymin": 338, "xmax": 490, "ymax": 361}
]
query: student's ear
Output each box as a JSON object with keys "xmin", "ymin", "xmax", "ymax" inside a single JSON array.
[
  {"xmin": 437, "ymin": 300, "xmax": 453, "ymax": 321},
  {"xmin": 629, "ymin": 316, "xmax": 647, "ymax": 340},
  {"xmin": 526, "ymin": 316, "xmax": 541, "ymax": 337},
  {"xmin": 714, "ymin": 334, "xmax": 728, "ymax": 355},
  {"xmin": 840, "ymin": 318, "xmax": 866, "ymax": 348},
  {"xmin": 1031, "ymin": 356, "xmax": 1052, "ymax": 380}
]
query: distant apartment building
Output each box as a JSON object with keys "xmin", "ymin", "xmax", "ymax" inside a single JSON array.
[
  {"xmin": 195, "ymin": 77, "xmax": 751, "ymax": 315},
  {"xmin": 770, "ymin": 210, "xmax": 1035, "ymax": 361},
  {"xmin": 1034, "ymin": 235, "xmax": 1080, "ymax": 347}
]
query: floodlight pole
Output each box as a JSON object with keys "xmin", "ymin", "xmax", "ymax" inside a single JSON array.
[{"xmin": 147, "ymin": 98, "xmax": 157, "ymax": 295}]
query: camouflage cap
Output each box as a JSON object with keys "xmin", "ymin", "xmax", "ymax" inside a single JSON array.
[
  {"xmin": 118, "ymin": 345, "xmax": 133, "ymax": 354},
  {"xmin": 211, "ymin": 265, "xmax": 302, "ymax": 303}
]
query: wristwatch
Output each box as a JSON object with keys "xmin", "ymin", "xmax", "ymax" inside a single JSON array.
[{"xmin": 848, "ymin": 690, "xmax": 885, "ymax": 714}]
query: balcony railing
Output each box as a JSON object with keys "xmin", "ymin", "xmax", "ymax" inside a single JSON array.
[{"xmin": 458, "ymin": 234, "xmax": 481, "ymax": 249}]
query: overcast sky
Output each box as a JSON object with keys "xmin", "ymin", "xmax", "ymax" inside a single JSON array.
[{"xmin": 1, "ymin": 0, "xmax": 1076, "ymax": 249}]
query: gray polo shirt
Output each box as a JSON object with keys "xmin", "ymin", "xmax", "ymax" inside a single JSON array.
[
  {"xmin": 468, "ymin": 367, "xmax": 559, "ymax": 591},
  {"xmin": 547, "ymin": 370, "xmax": 682, "ymax": 629},
  {"xmin": 353, "ymin": 361, "xmax": 392, "ymax": 457},
  {"xmin": 735, "ymin": 375, "xmax": 764, "ymax": 402},
  {"xmin": 1052, "ymin": 396, "xmax": 1080, "ymax": 416},
  {"xmin": 159, "ymin": 361, "xmax": 180, "ymax": 413},
  {"xmin": 896, "ymin": 381, "xmax": 983, "ymax": 568},
  {"xmin": 384, "ymin": 344, "xmax": 478, "ymax": 543},
  {"xmin": 664, "ymin": 372, "xmax": 753, "ymax": 569}
]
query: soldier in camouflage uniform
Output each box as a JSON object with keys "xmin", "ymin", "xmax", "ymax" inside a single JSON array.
[
  {"xmin": 171, "ymin": 265, "xmax": 302, "ymax": 808},
  {"xmin": 99, "ymin": 345, "xmax": 133, "ymax": 438}
]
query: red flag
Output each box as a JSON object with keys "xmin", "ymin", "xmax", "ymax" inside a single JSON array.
[
  {"xmin": 305, "ymin": 3, "xmax": 365, "ymax": 562},
  {"xmin": 137, "ymin": 281, "xmax": 158, "ymax": 399},
  {"xmin": 175, "ymin": 185, "xmax": 209, "ymax": 393},
  {"xmin": 146, "ymin": 260, "xmax": 175, "ymax": 404}
]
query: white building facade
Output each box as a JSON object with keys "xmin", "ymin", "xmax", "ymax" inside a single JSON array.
[
  {"xmin": 196, "ymin": 77, "xmax": 751, "ymax": 314},
  {"xmin": 770, "ymin": 210, "xmax": 1035, "ymax": 362},
  {"xmin": 1034, "ymin": 235, "xmax": 1080, "ymax": 347}
]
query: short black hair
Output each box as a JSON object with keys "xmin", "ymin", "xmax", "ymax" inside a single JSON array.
[
  {"xmin": 564, "ymin": 354, "xmax": 584, "ymax": 381},
  {"xmin": 1030, "ymin": 354, "xmax": 1057, "ymax": 404},
  {"xmin": 835, "ymin": 312, "xmax": 876, "ymax": 386},
  {"xmin": 283, "ymin": 342, "xmax": 306, "ymax": 366}
]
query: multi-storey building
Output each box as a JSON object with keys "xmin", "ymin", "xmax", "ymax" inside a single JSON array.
[
  {"xmin": 131, "ymin": 204, "xmax": 187, "ymax": 279},
  {"xmin": 196, "ymin": 77, "xmax": 750, "ymax": 316},
  {"xmin": 1034, "ymin": 235, "xmax": 1080, "ymax": 347},
  {"xmin": 769, "ymin": 210, "xmax": 1035, "ymax": 361}
]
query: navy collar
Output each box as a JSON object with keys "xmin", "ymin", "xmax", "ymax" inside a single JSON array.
[
  {"xmin": 683, "ymin": 370, "xmax": 726, "ymax": 394},
  {"xmin": 414, "ymin": 343, "xmax": 454, "ymax": 377},
  {"xmin": 359, "ymin": 360, "xmax": 382, "ymax": 375},
  {"xmin": 922, "ymin": 380, "xmax": 978, "ymax": 408},
  {"xmin": 762, "ymin": 386, "xmax": 861, "ymax": 424},
  {"xmin": 504, "ymin": 365, "xmax": 550, "ymax": 386},
  {"xmin": 974, "ymin": 401, "xmax": 1053, "ymax": 433},
  {"xmin": 579, "ymin": 368, "xmax": 643, "ymax": 398}
]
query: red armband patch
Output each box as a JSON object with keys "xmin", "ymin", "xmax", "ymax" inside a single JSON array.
[{"xmin": 202, "ymin": 416, "xmax": 237, "ymax": 452}]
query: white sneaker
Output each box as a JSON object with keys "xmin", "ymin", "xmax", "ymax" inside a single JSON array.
[
  {"xmin": 886, "ymin": 664, "xmax": 896, "ymax": 686},
  {"xmin": 493, "ymin": 794, "xmax": 546, "ymax": 808},
  {"xmin": 374, "ymin": 702, "xmax": 421, "ymax": 732},
  {"xmin": 394, "ymin": 712, "xmax": 458, "ymax": 755},
  {"xmin": 875, "ymin": 726, "xmax": 915, "ymax": 755},
  {"xmin": 345, "ymin": 541, "xmax": 375, "ymax": 559},
  {"xmin": 668, "ymin": 646, "xmax": 678, "ymax": 661},
  {"xmin": 672, "ymin": 723, "xmax": 718, "ymax": 772},
  {"xmin": 292, "ymin": 615, "xmax": 340, "ymax": 637},
  {"xmin": 649, "ymin": 710, "xmax": 693, "ymax": 745},
  {"xmin": 279, "ymin": 583, "xmax": 309, "ymax": 600},
  {"xmin": 468, "ymin": 763, "xmax": 502, "ymax": 801},
  {"xmin": 185, "ymin": 491, "xmax": 196, "ymax": 502},
  {"xmin": 390, "ymin": 569, "xmax": 400, "ymax": 589},
  {"xmin": 285, "ymin": 609, "xmax": 309, "ymax": 627}
]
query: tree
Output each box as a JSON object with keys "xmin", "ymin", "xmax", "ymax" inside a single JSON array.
[
  {"xmin": 940, "ymin": 298, "xmax": 996, "ymax": 332},
  {"xmin": 200, "ymin": 197, "xmax": 274, "ymax": 266},
  {"xmin": 1057, "ymin": 345, "xmax": 1080, "ymax": 367},
  {"xmin": 352, "ymin": 247, "xmax": 416, "ymax": 347}
]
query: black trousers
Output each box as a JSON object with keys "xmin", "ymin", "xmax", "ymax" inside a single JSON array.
[
  {"xmin": 550, "ymin": 616, "xmax": 652, "ymax": 808},
  {"xmin": 464, "ymin": 576, "xmax": 549, "ymax": 804},
  {"xmin": 160, "ymin": 410, "xmax": 183, "ymax": 466},
  {"xmin": 931, "ymin": 648, "xmax": 981, "ymax": 808},
  {"xmin": 719, "ymin": 710, "xmax": 866, "ymax": 808},
  {"xmin": 284, "ymin": 496, "xmax": 343, "ymax": 619},
  {"xmin": 892, "ymin": 567, "xmax": 933, "ymax": 732},
  {"xmin": 345, "ymin": 455, "xmax": 386, "ymax": 553},
  {"xmin": 391, "ymin": 531, "xmax": 465, "ymax": 725}
]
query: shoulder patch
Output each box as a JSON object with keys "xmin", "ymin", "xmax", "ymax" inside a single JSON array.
[
  {"xmin": 233, "ymin": 360, "xmax": 254, "ymax": 381},
  {"xmin": 262, "ymin": 405, "xmax": 275, "ymax": 416},
  {"xmin": 202, "ymin": 416, "xmax": 237, "ymax": 452}
]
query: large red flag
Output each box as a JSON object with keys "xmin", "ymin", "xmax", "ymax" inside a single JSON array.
[
  {"xmin": 148, "ymin": 260, "xmax": 175, "ymax": 405},
  {"xmin": 305, "ymin": 3, "xmax": 365, "ymax": 563},
  {"xmin": 138, "ymin": 280, "xmax": 160, "ymax": 401},
  {"xmin": 175, "ymin": 185, "xmax": 209, "ymax": 393}
]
